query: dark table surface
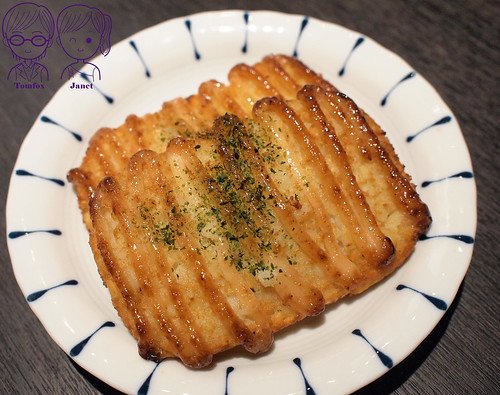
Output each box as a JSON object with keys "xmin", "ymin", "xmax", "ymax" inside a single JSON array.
[{"xmin": 1, "ymin": 1, "xmax": 498, "ymax": 394}]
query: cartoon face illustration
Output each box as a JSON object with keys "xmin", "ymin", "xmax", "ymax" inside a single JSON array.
[
  {"xmin": 58, "ymin": 14, "xmax": 102, "ymax": 60},
  {"xmin": 2, "ymin": 2, "xmax": 54, "ymax": 82},
  {"xmin": 57, "ymin": 5, "xmax": 111, "ymax": 61},
  {"xmin": 6, "ymin": 17, "xmax": 51, "ymax": 60},
  {"xmin": 57, "ymin": 4, "xmax": 111, "ymax": 81}
]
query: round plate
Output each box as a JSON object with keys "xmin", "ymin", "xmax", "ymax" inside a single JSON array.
[{"xmin": 6, "ymin": 10, "xmax": 476, "ymax": 395}]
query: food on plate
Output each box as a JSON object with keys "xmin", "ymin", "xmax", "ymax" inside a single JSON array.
[{"xmin": 70, "ymin": 55, "xmax": 431, "ymax": 367}]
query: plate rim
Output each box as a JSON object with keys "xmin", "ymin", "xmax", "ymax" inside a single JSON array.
[{"xmin": 5, "ymin": 8, "xmax": 477, "ymax": 395}]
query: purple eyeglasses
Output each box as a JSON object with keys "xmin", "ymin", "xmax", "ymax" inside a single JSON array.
[{"xmin": 8, "ymin": 34, "xmax": 48, "ymax": 47}]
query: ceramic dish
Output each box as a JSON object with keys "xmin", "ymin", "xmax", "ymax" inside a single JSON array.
[{"xmin": 6, "ymin": 10, "xmax": 476, "ymax": 395}]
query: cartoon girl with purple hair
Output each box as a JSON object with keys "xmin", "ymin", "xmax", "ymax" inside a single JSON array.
[
  {"xmin": 57, "ymin": 4, "xmax": 111, "ymax": 81},
  {"xmin": 2, "ymin": 2, "xmax": 54, "ymax": 82}
]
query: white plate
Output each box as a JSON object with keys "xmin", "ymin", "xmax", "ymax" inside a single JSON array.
[{"xmin": 6, "ymin": 10, "xmax": 476, "ymax": 395}]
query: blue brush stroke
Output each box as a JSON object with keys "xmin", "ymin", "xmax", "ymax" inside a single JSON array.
[
  {"xmin": 292, "ymin": 16, "xmax": 309, "ymax": 58},
  {"xmin": 15, "ymin": 169, "xmax": 65, "ymax": 186},
  {"xmin": 338, "ymin": 37, "xmax": 364, "ymax": 76},
  {"xmin": 138, "ymin": 362, "xmax": 161, "ymax": 395},
  {"xmin": 185, "ymin": 19, "xmax": 201, "ymax": 60},
  {"xmin": 380, "ymin": 71, "xmax": 416, "ymax": 106},
  {"xmin": 130, "ymin": 40, "xmax": 151, "ymax": 78},
  {"xmin": 396, "ymin": 284, "xmax": 448, "ymax": 310},
  {"xmin": 40, "ymin": 115, "xmax": 82, "ymax": 141},
  {"xmin": 225, "ymin": 366, "xmax": 234, "ymax": 395},
  {"xmin": 241, "ymin": 11, "xmax": 249, "ymax": 53},
  {"xmin": 81, "ymin": 74, "xmax": 114, "ymax": 104},
  {"xmin": 421, "ymin": 171, "xmax": 473, "ymax": 187},
  {"xmin": 8, "ymin": 229, "xmax": 62, "ymax": 239},
  {"xmin": 293, "ymin": 358, "xmax": 316, "ymax": 394},
  {"xmin": 352, "ymin": 329, "xmax": 393, "ymax": 368},
  {"xmin": 406, "ymin": 116, "xmax": 452, "ymax": 142},
  {"xmin": 419, "ymin": 233, "xmax": 474, "ymax": 244},
  {"xmin": 26, "ymin": 279, "xmax": 78, "ymax": 302},
  {"xmin": 70, "ymin": 321, "xmax": 115, "ymax": 357}
]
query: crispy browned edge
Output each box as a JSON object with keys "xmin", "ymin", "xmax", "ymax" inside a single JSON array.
[{"xmin": 73, "ymin": 54, "xmax": 431, "ymax": 366}]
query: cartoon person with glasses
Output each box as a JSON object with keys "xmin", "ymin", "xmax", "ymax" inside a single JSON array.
[
  {"xmin": 57, "ymin": 4, "xmax": 111, "ymax": 81},
  {"xmin": 2, "ymin": 2, "xmax": 54, "ymax": 83}
]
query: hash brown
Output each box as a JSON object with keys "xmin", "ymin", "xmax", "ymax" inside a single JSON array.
[{"xmin": 74, "ymin": 55, "xmax": 431, "ymax": 367}]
